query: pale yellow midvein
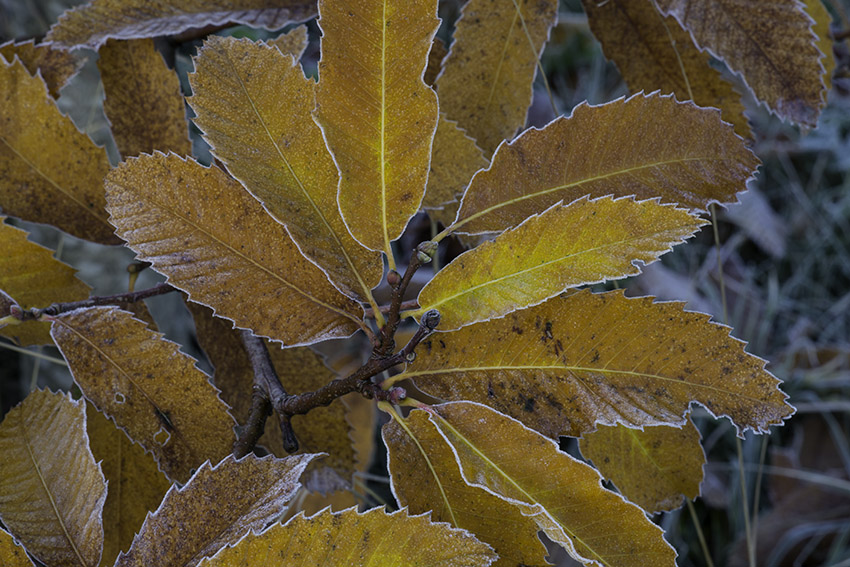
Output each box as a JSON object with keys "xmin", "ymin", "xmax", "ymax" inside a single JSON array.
[
  {"xmin": 431, "ymin": 413, "xmax": 613, "ymax": 567},
  {"xmin": 19, "ymin": 403, "xmax": 90, "ymax": 567},
  {"xmin": 380, "ymin": 0, "xmax": 392, "ymax": 266},
  {"xmin": 625, "ymin": 428, "xmax": 666, "ymax": 472},
  {"xmin": 487, "ymin": 10, "xmax": 519, "ymax": 105},
  {"xmin": 220, "ymin": 49, "xmax": 379, "ymax": 307}
]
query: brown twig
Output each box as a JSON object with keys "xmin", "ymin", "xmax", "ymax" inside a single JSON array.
[
  {"xmin": 232, "ymin": 387, "xmax": 273, "ymax": 459},
  {"xmin": 364, "ymin": 299, "xmax": 419, "ymax": 319},
  {"xmin": 12, "ymin": 282, "xmax": 177, "ymax": 322}
]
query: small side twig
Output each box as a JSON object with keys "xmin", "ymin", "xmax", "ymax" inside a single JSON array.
[
  {"xmin": 11, "ymin": 282, "xmax": 177, "ymax": 322},
  {"xmin": 232, "ymin": 387, "xmax": 272, "ymax": 459},
  {"xmin": 364, "ymin": 298, "xmax": 419, "ymax": 319}
]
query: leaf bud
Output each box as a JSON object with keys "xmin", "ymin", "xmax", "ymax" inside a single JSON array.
[
  {"xmin": 416, "ymin": 240, "xmax": 438, "ymax": 264},
  {"xmin": 387, "ymin": 270, "xmax": 401, "ymax": 287},
  {"xmin": 421, "ymin": 309, "xmax": 441, "ymax": 331}
]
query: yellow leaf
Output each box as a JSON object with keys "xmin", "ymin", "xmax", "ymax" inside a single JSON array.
[
  {"xmin": 98, "ymin": 38, "xmax": 192, "ymax": 158},
  {"xmin": 0, "ymin": 527, "xmax": 35, "ymax": 567},
  {"xmin": 46, "ymin": 0, "xmax": 318, "ymax": 50},
  {"xmin": 451, "ymin": 93, "xmax": 760, "ymax": 235},
  {"xmin": 417, "ymin": 196, "xmax": 704, "ymax": 330},
  {"xmin": 85, "ymin": 404, "xmax": 172, "ymax": 567},
  {"xmin": 116, "ymin": 453, "xmax": 319, "ymax": 567},
  {"xmin": 50, "ymin": 306, "xmax": 237, "ymax": 483},
  {"xmin": 580, "ymin": 416, "xmax": 705, "ymax": 513},
  {"xmin": 435, "ymin": 0, "xmax": 559, "ymax": 155},
  {"xmin": 404, "ymin": 289, "xmax": 795, "ymax": 437},
  {"xmin": 805, "ymin": 0, "xmax": 835, "ymax": 93},
  {"xmin": 0, "ymin": 57, "xmax": 118, "ymax": 244},
  {"xmin": 198, "ymin": 507, "xmax": 497, "ymax": 566},
  {"xmin": 315, "ymin": 0, "xmax": 440, "ymax": 256},
  {"xmin": 269, "ymin": 25, "xmax": 309, "ymax": 61},
  {"xmin": 426, "ymin": 402, "xmax": 677, "ymax": 567},
  {"xmin": 422, "ymin": 115, "xmax": 488, "ymax": 211},
  {"xmin": 0, "ymin": 40, "xmax": 82, "ymax": 98},
  {"xmin": 383, "ymin": 410, "xmax": 548, "ymax": 567},
  {"xmin": 0, "ymin": 389, "xmax": 107, "ymax": 567},
  {"xmin": 654, "ymin": 0, "xmax": 825, "ymax": 126},
  {"xmin": 582, "ymin": 0, "xmax": 751, "ymax": 140},
  {"xmin": 0, "ymin": 218, "xmax": 91, "ymax": 346},
  {"xmin": 280, "ymin": 488, "xmax": 357, "ymax": 523},
  {"xmin": 189, "ymin": 37, "xmax": 382, "ymax": 302},
  {"xmin": 344, "ymin": 392, "xmax": 375, "ymax": 476},
  {"xmin": 105, "ymin": 153, "xmax": 363, "ymax": 345}
]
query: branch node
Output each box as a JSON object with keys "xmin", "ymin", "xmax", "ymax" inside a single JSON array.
[{"xmin": 420, "ymin": 309, "xmax": 441, "ymax": 331}]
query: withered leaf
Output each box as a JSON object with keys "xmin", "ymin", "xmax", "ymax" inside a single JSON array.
[
  {"xmin": 281, "ymin": 488, "xmax": 357, "ymax": 522},
  {"xmin": 315, "ymin": 0, "xmax": 440, "ymax": 254},
  {"xmin": 190, "ymin": 37, "xmax": 382, "ymax": 301},
  {"xmin": 384, "ymin": 410, "xmax": 548, "ymax": 567},
  {"xmin": 98, "ymin": 38, "xmax": 191, "ymax": 158},
  {"xmin": 451, "ymin": 93, "xmax": 759, "ymax": 235},
  {"xmin": 269, "ymin": 25, "xmax": 309, "ymax": 61},
  {"xmin": 427, "ymin": 402, "xmax": 677, "ymax": 567},
  {"xmin": 46, "ymin": 0, "xmax": 318, "ymax": 50},
  {"xmin": 0, "ymin": 527, "xmax": 35, "ymax": 567},
  {"xmin": 0, "ymin": 389, "xmax": 107, "ymax": 567},
  {"xmin": 85, "ymin": 404, "xmax": 172, "ymax": 567},
  {"xmin": 405, "ymin": 290, "xmax": 795, "ymax": 437},
  {"xmin": 0, "ymin": 57, "xmax": 118, "ymax": 244},
  {"xmin": 198, "ymin": 507, "xmax": 497, "ymax": 566},
  {"xmin": 0, "ymin": 40, "xmax": 82, "ymax": 98},
  {"xmin": 105, "ymin": 153, "xmax": 363, "ymax": 345},
  {"xmin": 417, "ymin": 196, "xmax": 704, "ymax": 330},
  {"xmin": 580, "ymin": 416, "xmax": 705, "ymax": 513},
  {"xmin": 424, "ymin": 36, "xmax": 448, "ymax": 87},
  {"xmin": 422, "ymin": 115, "xmax": 488, "ymax": 211},
  {"xmin": 435, "ymin": 0, "xmax": 559, "ymax": 155},
  {"xmin": 0, "ymin": 217, "xmax": 91, "ymax": 346},
  {"xmin": 582, "ymin": 0, "xmax": 750, "ymax": 139},
  {"xmin": 654, "ymin": 0, "xmax": 825, "ymax": 126},
  {"xmin": 50, "ymin": 306, "xmax": 237, "ymax": 483},
  {"xmin": 805, "ymin": 0, "xmax": 835, "ymax": 93},
  {"xmin": 116, "ymin": 454, "xmax": 319, "ymax": 567}
]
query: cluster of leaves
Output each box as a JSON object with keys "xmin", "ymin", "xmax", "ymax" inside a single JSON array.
[{"xmin": 0, "ymin": 0, "xmax": 835, "ymax": 565}]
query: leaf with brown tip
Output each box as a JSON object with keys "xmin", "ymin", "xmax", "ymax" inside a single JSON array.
[
  {"xmin": 105, "ymin": 153, "xmax": 363, "ymax": 346},
  {"xmin": 269, "ymin": 25, "xmax": 309, "ymax": 60},
  {"xmin": 189, "ymin": 36, "xmax": 382, "ymax": 301},
  {"xmin": 654, "ymin": 0, "xmax": 825, "ymax": 126},
  {"xmin": 451, "ymin": 93, "xmax": 759, "ymax": 235},
  {"xmin": 315, "ymin": 0, "xmax": 440, "ymax": 255},
  {"xmin": 46, "ymin": 0, "xmax": 317, "ymax": 50},
  {"xmin": 0, "ymin": 218, "xmax": 91, "ymax": 346},
  {"xmin": 50, "ymin": 306, "xmax": 236, "ymax": 483},
  {"xmin": 417, "ymin": 196, "xmax": 704, "ymax": 330},
  {"xmin": 582, "ymin": 0, "xmax": 750, "ymax": 139},
  {"xmin": 0, "ymin": 40, "xmax": 82, "ymax": 98},
  {"xmin": 435, "ymin": 0, "xmax": 559, "ymax": 155},
  {"xmin": 0, "ymin": 57, "xmax": 118, "ymax": 244},
  {"xmin": 0, "ymin": 389, "xmax": 107, "ymax": 567},
  {"xmin": 198, "ymin": 507, "xmax": 497, "ymax": 566},
  {"xmin": 404, "ymin": 290, "xmax": 795, "ymax": 437},
  {"xmin": 0, "ymin": 527, "xmax": 35, "ymax": 567},
  {"xmin": 422, "ymin": 115, "xmax": 488, "ymax": 211},
  {"xmin": 116, "ymin": 453, "xmax": 319, "ymax": 567},
  {"xmin": 580, "ymin": 417, "xmax": 705, "ymax": 513},
  {"xmin": 384, "ymin": 410, "xmax": 548, "ymax": 567},
  {"xmin": 85, "ymin": 404, "xmax": 172, "ymax": 567},
  {"xmin": 98, "ymin": 38, "xmax": 191, "ymax": 158},
  {"xmin": 427, "ymin": 402, "xmax": 677, "ymax": 567}
]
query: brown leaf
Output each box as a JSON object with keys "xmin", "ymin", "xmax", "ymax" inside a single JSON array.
[
  {"xmin": 269, "ymin": 25, "xmax": 309, "ymax": 60},
  {"xmin": 105, "ymin": 153, "xmax": 363, "ymax": 346},
  {"xmin": 0, "ymin": 57, "xmax": 118, "ymax": 244},
  {"xmin": 422, "ymin": 115, "xmax": 488, "ymax": 211},
  {"xmin": 580, "ymin": 416, "xmax": 705, "ymax": 513},
  {"xmin": 424, "ymin": 36, "xmax": 448, "ymax": 87},
  {"xmin": 427, "ymin": 402, "xmax": 677, "ymax": 567},
  {"xmin": 435, "ymin": 0, "xmax": 559, "ymax": 155},
  {"xmin": 197, "ymin": 507, "xmax": 497, "ymax": 566},
  {"xmin": 189, "ymin": 37, "xmax": 382, "ymax": 302},
  {"xmin": 315, "ymin": 0, "xmax": 440, "ymax": 254},
  {"xmin": 654, "ymin": 0, "xmax": 825, "ymax": 126},
  {"xmin": 0, "ymin": 40, "xmax": 82, "ymax": 98},
  {"xmin": 451, "ymin": 93, "xmax": 760, "ymax": 235},
  {"xmin": 98, "ymin": 38, "xmax": 191, "ymax": 158},
  {"xmin": 344, "ymin": 393, "xmax": 375, "ymax": 476},
  {"xmin": 280, "ymin": 488, "xmax": 357, "ymax": 522},
  {"xmin": 383, "ymin": 410, "xmax": 549, "ymax": 567},
  {"xmin": 582, "ymin": 0, "xmax": 750, "ymax": 139},
  {"xmin": 85, "ymin": 404, "xmax": 172, "ymax": 567},
  {"xmin": 0, "ymin": 389, "xmax": 107, "ymax": 567},
  {"xmin": 116, "ymin": 453, "xmax": 319, "ymax": 567},
  {"xmin": 46, "ymin": 0, "xmax": 318, "ymax": 50},
  {"xmin": 50, "ymin": 306, "xmax": 236, "ymax": 483},
  {"xmin": 417, "ymin": 196, "xmax": 705, "ymax": 330},
  {"xmin": 805, "ymin": 0, "xmax": 835, "ymax": 93},
  {"xmin": 0, "ymin": 218, "xmax": 91, "ymax": 346},
  {"xmin": 0, "ymin": 527, "xmax": 35, "ymax": 567},
  {"xmin": 404, "ymin": 289, "xmax": 794, "ymax": 437}
]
